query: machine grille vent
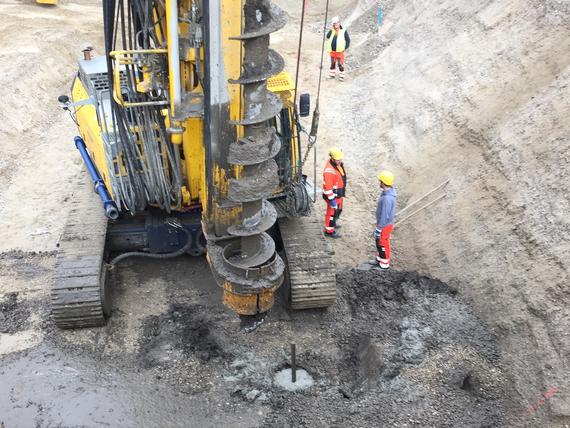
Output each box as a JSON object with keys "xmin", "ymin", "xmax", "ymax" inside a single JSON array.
[{"xmin": 88, "ymin": 71, "xmax": 127, "ymax": 91}]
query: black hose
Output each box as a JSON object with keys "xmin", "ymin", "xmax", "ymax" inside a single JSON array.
[{"xmin": 108, "ymin": 225, "xmax": 192, "ymax": 266}]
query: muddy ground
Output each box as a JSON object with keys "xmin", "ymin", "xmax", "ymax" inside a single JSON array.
[
  {"xmin": 1, "ymin": 0, "xmax": 569, "ymax": 427},
  {"xmin": 1, "ymin": 252, "xmax": 524, "ymax": 427}
]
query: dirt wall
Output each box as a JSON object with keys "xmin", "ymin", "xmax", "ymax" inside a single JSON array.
[{"xmin": 273, "ymin": 0, "xmax": 569, "ymax": 423}]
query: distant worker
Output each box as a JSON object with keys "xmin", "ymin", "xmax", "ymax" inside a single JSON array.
[
  {"xmin": 322, "ymin": 148, "xmax": 347, "ymax": 238},
  {"xmin": 326, "ymin": 16, "xmax": 351, "ymax": 81},
  {"xmin": 371, "ymin": 171, "xmax": 397, "ymax": 269}
]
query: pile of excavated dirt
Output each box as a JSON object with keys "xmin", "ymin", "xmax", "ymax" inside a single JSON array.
[
  {"xmin": 256, "ymin": 267, "xmax": 509, "ymax": 427},
  {"xmin": 1, "ymin": 254, "xmax": 520, "ymax": 426}
]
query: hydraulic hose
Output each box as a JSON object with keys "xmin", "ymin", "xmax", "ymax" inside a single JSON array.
[
  {"xmin": 74, "ymin": 136, "xmax": 120, "ymax": 220},
  {"xmin": 108, "ymin": 223, "xmax": 192, "ymax": 266}
]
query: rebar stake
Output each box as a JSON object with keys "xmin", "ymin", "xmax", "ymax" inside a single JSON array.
[{"xmin": 291, "ymin": 343, "xmax": 297, "ymax": 383}]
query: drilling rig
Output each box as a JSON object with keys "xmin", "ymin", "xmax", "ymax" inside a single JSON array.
[{"xmin": 52, "ymin": 0, "xmax": 336, "ymax": 328}]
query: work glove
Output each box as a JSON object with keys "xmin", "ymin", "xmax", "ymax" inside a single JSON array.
[
  {"xmin": 374, "ymin": 228, "xmax": 381, "ymax": 238},
  {"xmin": 330, "ymin": 199, "xmax": 338, "ymax": 209}
]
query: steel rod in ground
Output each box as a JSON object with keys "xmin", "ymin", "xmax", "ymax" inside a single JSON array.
[{"xmin": 291, "ymin": 343, "xmax": 297, "ymax": 383}]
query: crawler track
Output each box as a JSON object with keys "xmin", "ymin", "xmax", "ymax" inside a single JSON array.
[
  {"xmin": 51, "ymin": 179, "xmax": 110, "ymax": 328},
  {"xmin": 278, "ymin": 213, "xmax": 337, "ymax": 309}
]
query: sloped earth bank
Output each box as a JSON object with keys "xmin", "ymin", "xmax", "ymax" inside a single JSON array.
[
  {"xmin": 1, "ymin": 255, "xmax": 520, "ymax": 427},
  {"xmin": 273, "ymin": 0, "xmax": 570, "ymax": 424}
]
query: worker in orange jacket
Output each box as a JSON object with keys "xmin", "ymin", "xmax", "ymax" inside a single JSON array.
[{"xmin": 322, "ymin": 148, "xmax": 347, "ymax": 238}]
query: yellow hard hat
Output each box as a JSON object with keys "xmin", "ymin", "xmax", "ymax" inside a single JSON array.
[
  {"xmin": 377, "ymin": 170, "xmax": 394, "ymax": 186},
  {"xmin": 329, "ymin": 147, "xmax": 343, "ymax": 160}
]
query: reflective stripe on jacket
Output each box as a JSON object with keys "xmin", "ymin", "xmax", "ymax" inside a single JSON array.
[
  {"xmin": 323, "ymin": 160, "xmax": 346, "ymax": 200},
  {"xmin": 326, "ymin": 28, "xmax": 349, "ymax": 53}
]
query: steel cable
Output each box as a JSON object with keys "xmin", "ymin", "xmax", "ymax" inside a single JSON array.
[{"xmin": 102, "ymin": 0, "xmax": 182, "ymax": 214}]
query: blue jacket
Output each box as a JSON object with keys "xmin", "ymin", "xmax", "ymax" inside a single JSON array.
[{"xmin": 376, "ymin": 187, "xmax": 397, "ymax": 228}]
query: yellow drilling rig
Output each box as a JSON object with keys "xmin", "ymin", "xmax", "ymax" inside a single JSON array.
[{"xmin": 52, "ymin": 0, "xmax": 335, "ymax": 328}]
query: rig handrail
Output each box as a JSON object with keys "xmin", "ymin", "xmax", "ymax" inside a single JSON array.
[{"xmin": 109, "ymin": 49, "xmax": 170, "ymax": 108}]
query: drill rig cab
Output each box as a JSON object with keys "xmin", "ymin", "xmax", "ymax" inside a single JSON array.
[{"xmin": 52, "ymin": 0, "xmax": 336, "ymax": 328}]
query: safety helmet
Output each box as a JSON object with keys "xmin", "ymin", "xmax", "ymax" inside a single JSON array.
[
  {"xmin": 377, "ymin": 170, "xmax": 394, "ymax": 186},
  {"xmin": 329, "ymin": 147, "xmax": 343, "ymax": 160},
  {"xmin": 331, "ymin": 16, "xmax": 340, "ymax": 25}
]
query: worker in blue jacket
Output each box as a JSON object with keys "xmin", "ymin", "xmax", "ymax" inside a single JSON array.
[{"xmin": 371, "ymin": 171, "xmax": 397, "ymax": 269}]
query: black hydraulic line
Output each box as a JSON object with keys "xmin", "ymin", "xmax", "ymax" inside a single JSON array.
[{"xmin": 108, "ymin": 224, "xmax": 192, "ymax": 266}]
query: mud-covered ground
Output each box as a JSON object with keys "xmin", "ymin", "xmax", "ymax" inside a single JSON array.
[
  {"xmin": 0, "ymin": 253, "xmax": 534, "ymax": 427},
  {"xmin": 0, "ymin": 0, "xmax": 568, "ymax": 426}
]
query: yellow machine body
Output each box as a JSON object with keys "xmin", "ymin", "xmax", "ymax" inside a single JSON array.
[{"xmin": 70, "ymin": 0, "xmax": 301, "ymax": 315}]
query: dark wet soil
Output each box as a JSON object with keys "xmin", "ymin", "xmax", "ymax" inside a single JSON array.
[
  {"xmin": 140, "ymin": 303, "xmax": 230, "ymax": 367},
  {"xmin": 0, "ymin": 256, "xmax": 531, "ymax": 427},
  {"xmin": 0, "ymin": 292, "xmax": 30, "ymax": 334},
  {"xmin": 260, "ymin": 267, "xmax": 508, "ymax": 427}
]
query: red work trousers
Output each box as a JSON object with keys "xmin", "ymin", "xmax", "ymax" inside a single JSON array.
[
  {"xmin": 375, "ymin": 224, "xmax": 394, "ymax": 268},
  {"xmin": 330, "ymin": 51, "xmax": 345, "ymax": 66},
  {"xmin": 329, "ymin": 51, "xmax": 345, "ymax": 74},
  {"xmin": 324, "ymin": 197, "xmax": 343, "ymax": 234}
]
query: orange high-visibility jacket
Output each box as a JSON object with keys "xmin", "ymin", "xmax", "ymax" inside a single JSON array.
[{"xmin": 322, "ymin": 160, "xmax": 346, "ymax": 200}]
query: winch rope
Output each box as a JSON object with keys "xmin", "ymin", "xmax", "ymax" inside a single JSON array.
[{"xmin": 298, "ymin": 0, "xmax": 330, "ymax": 170}]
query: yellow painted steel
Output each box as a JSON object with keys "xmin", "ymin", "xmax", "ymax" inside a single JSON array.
[
  {"xmin": 182, "ymin": 118, "xmax": 204, "ymax": 202},
  {"xmin": 267, "ymin": 72, "xmax": 294, "ymax": 99},
  {"xmin": 71, "ymin": 78, "xmax": 113, "ymax": 194},
  {"xmin": 71, "ymin": 0, "xmax": 299, "ymax": 216},
  {"xmin": 199, "ymin": 0, "xmax": 244, "ymax": 234},
  {"xmin": 68, "ymin": 0, "xmax": 300, "ymax": 316},
  {"xmin": 267, "ymin": 72, "xmax": 300, "ymax": 181},
  {"xmin": 110, "ymin": 49, "xmax": 170, "ymax": 108}
]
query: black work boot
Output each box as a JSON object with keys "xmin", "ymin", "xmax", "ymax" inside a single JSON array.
[{"xmin": 324, "ymin": 231, "xmax": 342, "ymax": 239}]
